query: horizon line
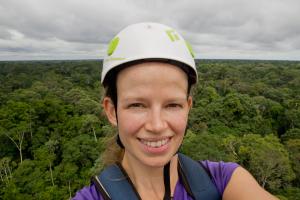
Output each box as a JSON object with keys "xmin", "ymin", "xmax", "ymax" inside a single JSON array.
[{"xmin": 1, "ymin": 58, "xmax": 300, "ymax": 62}]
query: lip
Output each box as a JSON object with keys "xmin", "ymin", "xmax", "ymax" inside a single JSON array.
[{"xmin": 138, "ymin": 136, "xmax": 172, "ymax": 154}]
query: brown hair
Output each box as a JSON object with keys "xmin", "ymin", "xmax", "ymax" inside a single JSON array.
[{"xmin": 101, "ymin": 135, "xmax": 124, "ymax": 167}]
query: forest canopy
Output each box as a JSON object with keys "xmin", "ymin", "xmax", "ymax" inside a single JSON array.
[{"xmin": 0, "ymin": 59, "xmax": 299, "ymax": 199}]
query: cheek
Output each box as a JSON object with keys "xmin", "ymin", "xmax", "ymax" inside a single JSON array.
[
  {"xmin": 118, "ymin": 112, "xmax": 145, "ymax": 136},
  {"xmin": 168, "ymin": 112, "xmax": 189, "ymax": 135}
]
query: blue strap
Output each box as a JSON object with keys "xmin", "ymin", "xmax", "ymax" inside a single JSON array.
[
  {"xmin": 178, "ymin": 153, "xmax": 221, "ymax": 200},
  {"xmin": 94, "ymin": 154, "xmax": 221, "ymax": 200},
  {"xmin": 97, "ymin": 163, "xmax": 141, "ymax": 200}
]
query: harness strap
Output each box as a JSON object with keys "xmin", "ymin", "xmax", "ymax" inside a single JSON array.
[
  {"xmin": 116, "ymin": 162, "xmax": 142, "ymax": 200},
  {"xmin": 177, "ymin": 153, "xmax": 221, "ymax": 200},
  {"xmin": 94, "ymin": 163, "xmax": 141, "ymax": 200},
  {"xmin": 93, "ymin": 153, "xmax": 221, "ymax": 200},
  {"xmin": 163, "ymin": 162, "xmax": 171, "ymax": 200},
  {"xmin": 91, "ymin": 176, "xmax": 111, "ymax": 200},
  {"xmin": 177, "ymin": 158, "xmax": 195, "ymax": 198}
]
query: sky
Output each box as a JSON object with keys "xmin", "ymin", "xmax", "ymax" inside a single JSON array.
[{"xmin": 0, "ymin": 0, "xmax": 299, "ymax": 61}]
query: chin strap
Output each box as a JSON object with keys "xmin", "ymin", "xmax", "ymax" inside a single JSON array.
[
  {"xmin": 116, "ymin": 134, "xmax": 124, "ymax": 148},
  {"xmin": 114, "ymin": 105, "xmax": 125, "ymax": 148}
]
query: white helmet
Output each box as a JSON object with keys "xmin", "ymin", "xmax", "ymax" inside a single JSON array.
[{"xmin": 101, "ymin": 22, "xmax": 197, "ymax": 84}]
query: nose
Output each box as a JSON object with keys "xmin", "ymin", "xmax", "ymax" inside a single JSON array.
[{"xmin": 144, "ymin": 106, "xmax": 167, "ymax": 133}]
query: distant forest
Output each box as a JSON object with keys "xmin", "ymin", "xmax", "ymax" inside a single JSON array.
[{"xmin": 0, "ymin": 60, "xmax": 299, "ymax": 199}]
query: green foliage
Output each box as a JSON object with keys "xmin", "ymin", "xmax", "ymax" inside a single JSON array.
[
  {"xmin": 224, "ymin": 134, "xmax": 295, "ymax": 191},
  {"xmin": 0, "ymin": 59, "xmax": 299, "ymax": 199},
  {"xmin": 276, "ymin": 187, "xmax": 300, "ymax": 200},
  {"xmin": 181, "ymin": 131, "xmax": 234, "ymax": 161},
  {"xmin": 281, "ymin": 128, "xmax": 300, "ymax": 145},
  {"xmin": 284, "ymin": 139, "xmax": 300, "ymax": 186}
]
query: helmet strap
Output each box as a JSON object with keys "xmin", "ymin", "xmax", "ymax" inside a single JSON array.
[
  {"xmin": 114, "ymin": 104, "xmax": 125, "ymax": 149},
  {"xmin": 116, "ymin": 134, "xmax": 124, "ymax": 148}
]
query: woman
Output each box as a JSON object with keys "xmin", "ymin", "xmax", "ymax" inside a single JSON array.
[{"xmin": 73, "ymin": 22, "xmax": 278, "ymax": 200}]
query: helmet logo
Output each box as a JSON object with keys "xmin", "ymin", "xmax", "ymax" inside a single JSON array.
[
  {"xmin": 107, "ymin": 37, "xmax": 119, "ymax": 56},
  {"xmin": 166, "ymin": 30, "xmax": 180, "ymax": 42}
]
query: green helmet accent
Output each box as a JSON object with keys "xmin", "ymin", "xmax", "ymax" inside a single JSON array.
[
  {"xmin": 185, "ymin": 40, "xmax": 195, "ymax": 58},
  {"xmin": 166, "ymin": 30, "xmax": 180, "ymax": 42},
  {"xmin": 107, "ymin": 37, "xmax": 120, "ymax": 56}
]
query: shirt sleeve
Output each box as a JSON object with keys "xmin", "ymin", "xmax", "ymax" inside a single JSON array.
[
  {"xmin": 199, "ymin": 160, "xmax": 239, "ymax": 196},
  {"xmin": 72, "ymin": 183, "xmax": 103, "ymax": 200}
]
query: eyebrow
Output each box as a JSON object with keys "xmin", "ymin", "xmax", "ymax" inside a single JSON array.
[
  {"xmin": 121, "ymin": 96, "xmax": 188, "ymax": 102},
  {"xmin": 121, "ymin": 97, "xmax": 147, "ymax": 102}
]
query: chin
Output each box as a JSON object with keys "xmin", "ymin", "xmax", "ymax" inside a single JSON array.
[{"xmin": 141, "ymin": 154, "xmax": 174, "ymax": 168}]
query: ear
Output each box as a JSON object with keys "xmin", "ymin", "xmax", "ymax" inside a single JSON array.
[
  {"xmin": 102, "ymin": 97, "xmax": 118, "ymax": 126},
  {"xmin": 187, "ymin": 96, "xmax": 193, "ymax": 111}
]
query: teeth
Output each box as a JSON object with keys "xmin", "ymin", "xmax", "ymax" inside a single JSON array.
[
  {"xmin": 157, "ymin": 141, "xmax": 162, "ymax": 146},
  {"xmin": 141, "ymin": 138, "xmax": 169, "ymax": 148}
]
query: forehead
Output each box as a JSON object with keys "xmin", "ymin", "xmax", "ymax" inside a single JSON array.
[
  {"xmin": 118, "ymin": 61, "xmax": 187, "ymax": 80},
  {"xmin": 116, "ymin": 62, "xmax": 188, "ymax": 89}
]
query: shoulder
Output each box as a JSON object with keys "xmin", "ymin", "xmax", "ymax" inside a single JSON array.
[
  {"xmin": 72, "ymin": 183, "xmax": 103, "ymax": 200},
  {"xmin": 199, "ymin": 160, "xmax": 239, "ymax": 195},
  {"xmin": 222, "ymin": 167, "xmax": 279, "ymax": 200}
]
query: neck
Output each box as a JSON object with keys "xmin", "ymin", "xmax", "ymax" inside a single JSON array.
[{"xmin": 121, "ymin": 152, "xmax": 178, "ymax": 200}]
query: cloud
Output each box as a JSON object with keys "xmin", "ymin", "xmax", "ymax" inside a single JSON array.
[{"xmin": 0, "ymin": 0, "xmax": 299, "ymax": 60}]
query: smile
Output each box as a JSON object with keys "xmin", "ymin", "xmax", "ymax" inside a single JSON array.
[{"xmin": 139, "ymin": 138, "xmax": 170, "ymax": 148}]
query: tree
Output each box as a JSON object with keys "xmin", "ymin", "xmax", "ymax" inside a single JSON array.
[
  {"xmin": 284, "ymin": 139, "xmax": 300, "ymax": 186},
  {"xmin": 281, "ymin": 128, "xmax": 300, "ymax": 141},
  {"xmin": 180, "ymin": 130, "xmax": 234, "ymax": 162},
  {"xmin": 80, "ymin": 114, "xmax": 103, "ymax": 141},
  {"xmin": 0, "ymin": 157, "xmax": 13, "ymax": 184},
  {"xmin": 34, "ymin": 140, "xmax": 59, "ymax": 187},
  {"xmin": 224, "ymin": 134, "xmax": 295, "ymax": 191},
  {"xmin": 0, "ymin": 101, "xmax": 33, "ymax": 164}
]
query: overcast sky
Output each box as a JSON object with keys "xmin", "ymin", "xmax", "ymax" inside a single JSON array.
[{"xmin": 0, "ymin": 0, "xmax": 299, "ymax": 61}]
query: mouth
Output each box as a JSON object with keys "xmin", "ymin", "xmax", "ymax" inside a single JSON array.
[{"xmin": 138, "ymin": 137, "xmax": 171, "ymax": 148}]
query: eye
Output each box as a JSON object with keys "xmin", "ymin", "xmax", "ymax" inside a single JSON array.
[
  {"xmin": 128, "ymin": 103, "xmax": 145, "ymax": 108},
  {"xmin": 167, "ymin": 103, "xmax": 183, "ymax": 108}
]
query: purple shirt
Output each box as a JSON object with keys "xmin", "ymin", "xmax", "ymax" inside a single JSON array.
[{"xmin": 73, "ymin": 160, "xmax": 239, "ymax": 200}]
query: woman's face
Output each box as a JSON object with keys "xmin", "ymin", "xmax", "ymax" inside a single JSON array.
[{"xmin": 104, "ymin": 62, "xmax": 192, "ymax": 168}]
